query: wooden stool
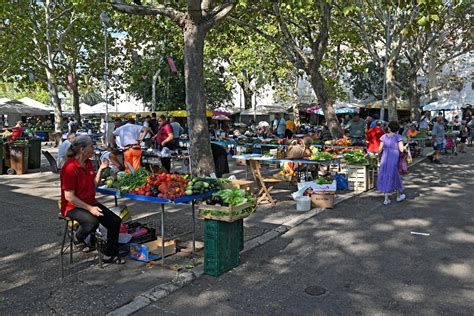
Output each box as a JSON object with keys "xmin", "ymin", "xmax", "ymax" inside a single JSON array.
[{"xmin": 248, "ymin": 160, "xmax": 278, "ymax": 205}]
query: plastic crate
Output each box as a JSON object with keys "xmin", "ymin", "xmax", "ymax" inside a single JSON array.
[{"xmin": 204, "ymin": 219, "xmax": 243, "ymax": 276}]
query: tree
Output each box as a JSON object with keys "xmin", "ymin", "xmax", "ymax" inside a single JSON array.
[
  {"xmin": 229, "ymin": 1, "xmax": 344, "ymax": 138},
  {"xmin": 0, "ymin": 1, "xmax": 88, "ymax": 132},
  {"xmin": 398, "ymin": 0, "xmax": 472, "ymax": 120},
  {"xmin": 112, "ymin": 0, "xmax": 237, "ymax": 175}
]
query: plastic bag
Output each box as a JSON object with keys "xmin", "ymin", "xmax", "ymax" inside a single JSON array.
[
  {"xmin": 406, "ymin": 147, "xmax": 413, "ymax": 164},
  {"xmin": 398, "ymin": 152, "xmax": 409, "ymax": 175},
  {"xmin": 334, "ymin": 173, "xmax": 349, "ymax": 190}
]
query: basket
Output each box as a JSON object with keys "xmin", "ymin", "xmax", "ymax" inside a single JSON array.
[{"xmin": 198, "ymin": 201, "xmax": 255, "ymax": 223}]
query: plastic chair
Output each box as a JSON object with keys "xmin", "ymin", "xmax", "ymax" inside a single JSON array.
[{"xmin": 42, "ymin": 150, "xmax": 59, "ymax": 173}]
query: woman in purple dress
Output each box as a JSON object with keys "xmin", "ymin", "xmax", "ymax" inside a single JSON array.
[{"xmin": 377, "ymin": 121, "xmax": 407, "ymax": 205}]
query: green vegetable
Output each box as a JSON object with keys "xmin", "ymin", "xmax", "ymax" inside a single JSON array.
[
  {"xmin": 113, "ymin": 168, "xmax": 150, "ymax": 193},
  {"xmin": 343, "ymin": 150, "xmax": 368, "ymax": 165}
]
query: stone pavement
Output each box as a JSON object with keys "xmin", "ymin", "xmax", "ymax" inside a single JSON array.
[
  {"xmin": 1, "ymin": 142, "xmax": 469, "ymax": 314},
  {"xmin": 134, "ymin": 146, "xmax": 474, "ymax": 315}
]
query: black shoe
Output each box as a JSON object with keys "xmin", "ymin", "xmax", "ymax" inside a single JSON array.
[{"xmin": 433, "ymin": 159, "xmax": 442, "ymax": 164}]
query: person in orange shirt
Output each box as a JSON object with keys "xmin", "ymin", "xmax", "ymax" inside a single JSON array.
[{"xmin": 285, "ymin": 116, "xmax": 296, "ymax": 138}]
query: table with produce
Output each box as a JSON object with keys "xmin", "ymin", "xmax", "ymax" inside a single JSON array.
[{"xmin": 97, "ymin": 168, "xmax": 254, "ymax": 264}]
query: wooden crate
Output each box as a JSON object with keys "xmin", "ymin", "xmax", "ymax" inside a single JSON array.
[
  {"xmin": 347, "ymin": 165, "xmax": 368, "ymax": 192},
  {"xmin": 198, "ymin": 202, "xmax": 255, "ymax": 222}
]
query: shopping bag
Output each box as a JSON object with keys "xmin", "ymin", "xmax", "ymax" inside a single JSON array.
[
  {"xmin": 334, "ymin": 173, "xmax": 349, "ymax": 190},
  {"xmin": 406, "ymin": 147, "xmax": 413, "ymax": 164},
  {"xmin": 398, "ymin": 152, "xmax": 409, "ymax": 175}
]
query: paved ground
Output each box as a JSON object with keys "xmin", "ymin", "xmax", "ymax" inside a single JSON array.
[
  {"xmin": 0, "ymin": 143, "xmax": 472, "ymax": 314},
  {"xmin": 135, "ymin": 148, "xmax": 474, "ymax": 315}
]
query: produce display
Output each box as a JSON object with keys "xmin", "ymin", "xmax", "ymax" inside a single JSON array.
[
  {"xmin": 335, "ymin": 136, "xmax": 353, "ymax": 146},
  {"xmin": 310, "ymin": 151, "xmax": 334, "ymax": 161},
  {"xmin": 185, "ymin": 177, "xmax": 222, "ymax": 195},
  {"xmin": 315, "ymin": 177, "xmax": 333, "ymax": 185},
  {"xmin": 343, "ymin": 149, "xmax": 368, "ymax": 165},
  {"xmin": 199, "ymin": 187, "xmax": 256, "ymax": 220}
]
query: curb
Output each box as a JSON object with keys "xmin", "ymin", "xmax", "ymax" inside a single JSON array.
[{"xmin": 108, "ymin": 157, "xmax": 426, "ymax": 315}]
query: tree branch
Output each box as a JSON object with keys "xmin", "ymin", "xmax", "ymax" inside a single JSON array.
[
  {"xmin": 112, "ymin": 1, "xmax": 186, "ymax": 27},
  {"xmin": 272, "ymin": 2, "xmax": 310, "ymax": 68},
  {"xmin": 50, "ymin": 5, "xmax": 74, "ymax": 24},
  {"xmin": 205, "ymin": 1, "xmax": 236, "ymax": 27},
  {"xmin": 228, "ymin": 17, "xmax": 301, "ymax": 68}
]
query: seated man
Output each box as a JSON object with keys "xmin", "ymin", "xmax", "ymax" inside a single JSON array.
[{"xmin": 57, "ymin": 133, "xmax": 76, "ymax": 169}]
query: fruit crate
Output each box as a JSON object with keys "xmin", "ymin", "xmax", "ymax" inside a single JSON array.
[
  {"xmin": 198, "ymin": 202, "xmax": 255, "ymax": 223},
  {"xmin": 347, "ymin": 165, "xmax": 368, "ymax": 192},
  {"xmin": 204, "ymin": 219, "xmax": 243, "ymax": 276}
]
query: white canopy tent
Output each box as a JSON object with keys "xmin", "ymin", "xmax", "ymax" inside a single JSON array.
[
  {"xmin": 423, "ymin": 100, "xmax": 461, "ymax": 111},
  {"xmin": 0, "ymin": 99, "xmax": 51, "ymax": 115}
]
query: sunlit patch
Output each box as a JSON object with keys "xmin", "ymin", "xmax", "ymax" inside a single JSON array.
[
  {"xmin": 371, "ymin": 223, "xmax": 395, "ymax": 232},
  {"xmin": 437, "ymin": 263, "xmax": 472, "ymax": 278},
  {"xmin": 323, "ymin": 218, "xmax": 356, "ymax": 226},
  {"xmin": 394, "ymin": 287, "xmax": 425, "ymax": 302},
  {"xmin": 445, "ymin": 231, "xmax": 474, "ymax": 243},
  {"xmin": 346, "ymin": 243, "xmax": 379, "ymax": 255},
  {"xmin": 391, "ymin": 218, "xmax": 431, "ymax": 227}
]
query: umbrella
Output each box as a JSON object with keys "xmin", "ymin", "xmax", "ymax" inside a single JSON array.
[
  {"xmin": 0, "ymin": 99, "xmax": 51, "ymax": 115},
  {"xmin": 304, "ymin": 105, "xmax": 321, "ymax": 113},
  {"xmin": 212, "ymin": 114, "xmax": 230, "ymax": 121}
]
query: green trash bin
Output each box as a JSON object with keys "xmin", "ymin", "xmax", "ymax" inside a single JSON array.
[{"xmin": 28, "ymin": 139, "xmax": 42, "ymax": 169}]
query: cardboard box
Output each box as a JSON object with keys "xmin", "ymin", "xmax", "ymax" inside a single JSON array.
[
  {"xmin": 311, "ymin": 192, "xmax": 335, "ymax": 209},
  {"xmin": 130, "ymin": 237, "xmax": 176, "ymax": 262}
]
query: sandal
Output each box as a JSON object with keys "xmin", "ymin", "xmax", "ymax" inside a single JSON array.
[{"xmin": 103, "ymin": 256, "xmax": 126, "ymax": 265}]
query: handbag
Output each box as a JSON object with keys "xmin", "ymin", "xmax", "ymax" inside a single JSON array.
[{"xmin": 398, "ymin": 152, "xmax": 409, "ymax": 175}]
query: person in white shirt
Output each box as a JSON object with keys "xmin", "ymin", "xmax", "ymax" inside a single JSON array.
[
  {"xmin": 57, "ymin": 133, "xmax": 76, "ymax": 168},
  {"xmin": 111, "ymin": 118, "xmax": 148, "ymax": 172},
  {"xmin": 169, "ymin": 117, "xmax": 183, "ymax": 148}
]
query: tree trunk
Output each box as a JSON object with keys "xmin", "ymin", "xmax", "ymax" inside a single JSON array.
[
  {"xmin": 309, "ymin": 70, "xmax": 342, "ymax": 138},
  {"xmin": 152, "ymin": 68, "xmax": 159, "ymax": 112},
  {"xmin": 293, "ymin": 102, "xmax": 300, "ymax": 128},
  {"xmin": 184, "ymin": 22, "xmax": 215, "ymax": 175},
  {"xmin": 407, "ymin": 71, "xmax": 421, "ymax": 122},
  {"xmin": 243, "ymin": 84, "xmax": 253, "ymax": 110},
  {"xmin": 386, "ymin": 61, "xmax": 398, "ymax": 121},
  {"xmin": 46, "ymin": 68, "xmax": 63, "ymax": 133},
  {"xmin": 427, "ymin": 44, "xmax": 438, "ymax": 101},
  {"xmin": 72, "ymin": 74, "xmax": 81, "ymax": 127}
]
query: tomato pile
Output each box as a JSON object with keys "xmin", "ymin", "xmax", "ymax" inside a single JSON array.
[{"xmin": 129, "ymin": 173, "xmax": 189, "ymax": 200}]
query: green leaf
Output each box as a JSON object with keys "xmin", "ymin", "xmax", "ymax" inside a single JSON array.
[{"xmin": 430, "ymin": 14, "xmax": 439, "ymax": 21}]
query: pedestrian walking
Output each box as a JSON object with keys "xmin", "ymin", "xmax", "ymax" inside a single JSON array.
[
  {"xmin": 377, "ymin": 121, "xmax": 407, "ymax": 205},
  {"xmin": 431, "ymin": 116, "xmax": 445, "ymax": 163}
]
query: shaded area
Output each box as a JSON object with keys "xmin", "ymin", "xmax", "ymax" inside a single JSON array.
[{"xmin": 136, "ymin": 150, "xmax": 474, "ymax": 315}]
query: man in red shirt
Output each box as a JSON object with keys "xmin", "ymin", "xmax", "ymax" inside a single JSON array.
[
  {"xmin": 60, "ymin": 135, "xmax": 123, "ymax": 263},
  {"xmin": 366, "ymin": 120, "xmax": 385, "ymax": 153}
]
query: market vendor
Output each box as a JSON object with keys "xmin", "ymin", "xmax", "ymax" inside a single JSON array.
[
  {"xmin": 344, "ymin": 113, "xmax": 366, "ymax": 146},
  {"xmin": 60, "ymin": 135, "xmax": 123, "ymax": 264},
  {"xmin": 8, "ymin": 121, "xmax": 24, "ymax": 141},
  {"xmin": 110, "ymin": 118, "xmax": 148, "ymax": 173},
  {"xmin": 151, "ymin": 115, "xmax": 174, "ymax": 172}
]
